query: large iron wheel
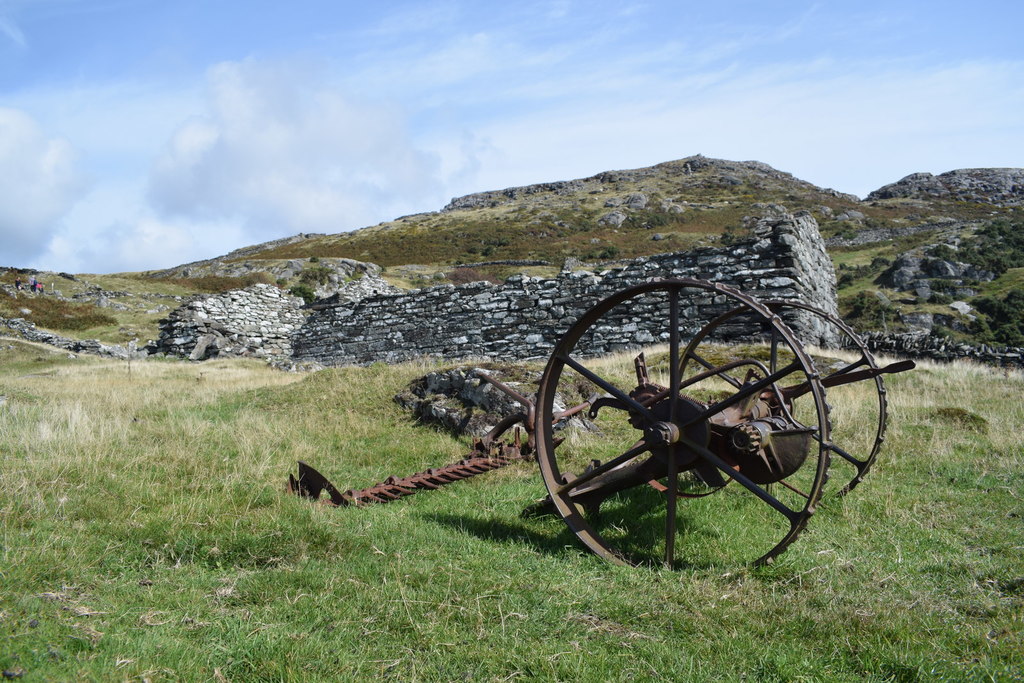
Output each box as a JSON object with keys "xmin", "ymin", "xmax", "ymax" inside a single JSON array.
[
  {"xmin": 761, "ymin": 300, "xmax": 888, "ymax": 495},
  {"xmin": 534, "ymin": 279, "xmax": 831, "ymax": 567}
]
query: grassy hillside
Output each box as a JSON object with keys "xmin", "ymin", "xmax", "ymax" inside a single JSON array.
[
  {"xmin": 154, "ymin": 157, "xmax": 1024, "ymax": 348},
  {"xmin": 236, "ymin": 158, "xmax": 1009, "ymax": 271},
  {"xmin": 829, "ymin": 212, "xmax": 1024, "ymax": 340},
  {"xmin": 238, "ymin": 158, "xmax": 879, "ymax": 268},
  {"xmin": 1, "ymin": 341, "xmax": 1020, "ymax": 680}
]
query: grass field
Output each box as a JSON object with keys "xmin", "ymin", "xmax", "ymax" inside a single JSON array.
[{"xmin": 1, "ymin": 338, "xmax": 1021, "ymax": 681}]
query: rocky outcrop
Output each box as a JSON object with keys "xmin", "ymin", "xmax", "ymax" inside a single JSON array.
[
  {"xmin": 291, "ymin": 207, "xmax": 839, "ymax": 367},
  {"xmin": 867, "ymin": 168, "xmax": 1024, "ymax": 206},
  {"xmin": 312, "ymin": 275, "xmax": 402, "ymax": 305},
  {"xmin": 152, "ymin": 256, "xmax": 382, "ymax": 299},
  {"xmin": 148, "ymin": 233, "xmax": 326, "ymax": 277},
  {"xmin": 443, "ymin": 179, "xmax": 588, "ymax": 211},
  {"xmin": 879, "ymin": 253, "xmax": 995, "ymax": 297},
  {"xmin": 148, "ymin": 284, "xmax": 304, "ymax": 361},
  {"xmin": 394, "ymin": 366, "xmax": 537, "ymax": 437},
  {"xmin": 823, "ymin": 221, "xmax": 970, "ymax": 248}
]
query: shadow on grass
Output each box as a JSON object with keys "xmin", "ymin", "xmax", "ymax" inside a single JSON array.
[
  {"xmin": 421, "ymin": 511, "xmax": 582, "ymax": 560},
  {"xmin": 419, "ymin": 486, "xmax": 732, "ymax": 570}
]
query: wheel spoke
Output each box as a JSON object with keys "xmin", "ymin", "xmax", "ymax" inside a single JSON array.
[
  {"xmin": 680, "ymin": 437, "xmax": 801, "ymax": 524},
  {"xmin": 669, "ymin": 287, "xmax": 681, "ymax": 421},
  {"xmin": 681, "ymin": 360, "xmax": 804, "ymax": 428},
  {"xmin": 827, "ymin": 358, "xmax": 868, "ymax": 378},
  {"xmin": 776, "ymin": 477, "xmax": 810, "ymax": 499},
  {"xmin": 558, "ymin": 354, "xmax": 658, "ymax": 424},
  {"xmin": 665, "ymin": 447, "xmax": 678, "ymax": 568},
  {"xmin": 769, "ymin": 327, "xmax": 779, "ymax": 374},
  {"xmin": 665, "ymin": 287, "xmax": 680, "ymax": 567},
  {"xmin": 554, "ymin": 440, "xmax": 652, "ymax": 495},
  {"xmin": 821, "ymin": 438, "xmax": 868, "ymax": 470},
  {"xmin": 684, "ymin": 349, "xmax": 743, "ymax": 389},
  {"xmin": 825, "ymin": 356, "xmax": 869, "ymax": 380}
]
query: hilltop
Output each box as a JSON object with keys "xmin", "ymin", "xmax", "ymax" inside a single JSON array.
[
  {"xmin": 219, "ymin": 155, "xmax": 862, "ymax": 269},
  {"xmin": 2, "ymin": 155, "xmax": 1023, "ymax": 351}
]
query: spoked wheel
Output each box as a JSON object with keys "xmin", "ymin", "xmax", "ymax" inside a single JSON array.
[
  {"xmin": 761, "ymin": 300, "xmax": 888, "ymax": 495},
  {"xmin": 535, "ymin": 279, "xmax": 830, "ymax": 568}
]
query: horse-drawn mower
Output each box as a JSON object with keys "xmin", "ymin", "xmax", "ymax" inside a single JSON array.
[{"xmin": 288, "ymin": 279, "xmax": 914, "ymax": 567}]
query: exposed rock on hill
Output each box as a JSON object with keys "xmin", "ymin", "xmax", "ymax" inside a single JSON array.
[
  {"xmin": 442, "ymin": 155, "xmax": 857, "ymax": 212},
  {"xmin": 155, "ymin": 254, "xmax": 378, "ymax": 283},
  {"xmin": 867, "ymin": 168, "xmax": 1024, "ymax": 206},
  {"xmin": 880, "ymin": 253, "xmax": 996, "ymax": 295},
  {"xmin": 152, "ymin": 250, "xmax": 382, "ymax": 300},
  {"xmin": 150, "ymin": 233, "xmax": 327, "ymax": 277},
  {"xmin": 310, "ymin": 274, "xmax": 401, "ymax": 305}
]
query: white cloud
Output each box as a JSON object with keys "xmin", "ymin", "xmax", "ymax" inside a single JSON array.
[
  {"xmin": 148, "ymin": 59, "xmax": 446, "ymax": 241},
  {"xmin": 0, "ymin": 107, "xmax": 87, "ymax": 264},
  {"xmin": 45, "ymin": 212, "xmax": 242, "ymax": 275},
  {"xmin": 450, "ymin": 58, "xmax": 1024, "ymax": 200}
]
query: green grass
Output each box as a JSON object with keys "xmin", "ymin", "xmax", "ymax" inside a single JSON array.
[
  {"xmin": 248, "ymin": 209, "xmax": 722, "ymax": 268},
  {"xmin": 0, "ymin": 292, "xmax": 118, "ymax": 332},
  {"xmin": 137, "ymin": 273, "xmax": 277, "ymax": 294},
  {"xmin": 978, "ymin": 267, "xmax": 1024, "ymax": 299},
  {"xmin": 1, "ymin": 338, "xmax": 1021, "ymax": 680}
]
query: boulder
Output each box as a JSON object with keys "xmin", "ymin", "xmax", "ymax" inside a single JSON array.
[
  {"xmin": 900, "ymin": 312, "xmax": 934, "ymax": 332},
  {"xmin": 597, "ymin": 211, "xmax": 627, "ymax": 227},
  {"xmin": 949, "ymin": 301, "xmax": 973, "ymax": 315},
  {"xmin": 884, "ymin": 254, "xmax": 924, "ymax": 290},
  {"xmin": 624, "ymin": 192, "xmax": 648, "ymax": 209}
]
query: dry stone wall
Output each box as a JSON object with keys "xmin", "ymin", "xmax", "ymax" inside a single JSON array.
[
  {"xmin": 1, "ymin": 316, "xmax": 141, "ymax": 359},
  {"xmin": 292, "ymin": 207, "xmax": 839, "ymax": 367},
  {"xmin": 148, "ymin": 284, "xmax": 304, "ymax": 361},
  {"xmin": 860, "ymin": 331, "xmax": 1024, "ymax": 368}
]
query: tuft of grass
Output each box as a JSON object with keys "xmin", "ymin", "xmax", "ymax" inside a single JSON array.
[
  {"xmin": 931, "ymin": 406, "xmax": 989, "ymax": 433},
  {"xmin": 153, "ymin": 272, "xmax": 277, "ymax": 293}
]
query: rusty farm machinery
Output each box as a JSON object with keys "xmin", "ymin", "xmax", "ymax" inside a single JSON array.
[{"xmin": 288, "ymin": 279, "xmax": 914, "ymax": 567}]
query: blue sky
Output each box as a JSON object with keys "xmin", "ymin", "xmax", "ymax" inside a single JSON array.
[{"xmin": 2, "ymin": 0, "xmax": 1022, "ymax": 273}]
